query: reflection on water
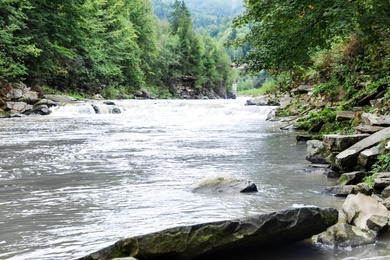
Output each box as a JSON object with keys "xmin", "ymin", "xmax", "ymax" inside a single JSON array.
[{"xmin": 0, "ymin": 99, "xmax": 386, "ymax": 259}]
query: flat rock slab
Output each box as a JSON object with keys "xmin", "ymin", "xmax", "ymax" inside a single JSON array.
[
  {"xmin": 362, "ymin": 113, "xmax": 390, "ymax": 127},
  {"xmin": 80, "ymin": 207, "xmax": 338, "ymax": 260},
  {"xmin": 336, "ymin": 111, "xmax": 356, "ymax": 121},
  {"xmin": 335, "ymin": 127, "xmax": 390, "ymax": 172},
  {"xmin": 353, "ymin": 125, "xmax": 386, "ymax": 134},
  {"xmin": 191, "ymin": 176, "xmax": 258, "ymax": 193},
  {"xmin": 323, "ymin": 134, "xmax": 370, "ymax": 153}
]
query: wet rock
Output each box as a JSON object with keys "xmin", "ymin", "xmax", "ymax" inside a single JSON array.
[
  {"xmin": 381, "ymin": 186, "xmax": 390, "ymax": 198},
  {"xmin": 342, "ymin": 193, "xmax": 390, "ymax": 231},
  {"xmin": 34, "ymin": 99, "xmax": 58, "ymax": 108},
  {"xmin": 337, "ymin": 171, "xmax": 365, "ymax": 185},
  {"xmin": 314, "ymin": 223, "xmax": 376, "ymax": 247},
  {"xmin": 25, "ymin": 104, "xmax": 51, "ymax": 115},
  {"xmin": 335, "ymin": 127, "xmax": 390, "ymax": 172},
  {"xmin": 325, "ymin": 185, "xmax": 355, "ymax": 196},
  {"xmin": 80, "ymin": 207, "xmax": 338, "ymax": 260},
  {"xmin": 306, "ymin": 140, "xmax": 329, "ymax": 164},
  {"xmin": 191, "ymin": 176, "xmax": 258, "ymax": 193},
  {"xmin": 323, "ymin": 134, "xmax": 370, "ymax": 153}
]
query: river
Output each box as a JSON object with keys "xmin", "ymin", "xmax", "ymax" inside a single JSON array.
[{"xmin": 0, "ymin": 98, "xmax": 387, "ymax": 259}]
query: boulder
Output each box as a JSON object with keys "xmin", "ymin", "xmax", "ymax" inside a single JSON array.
[
  {"xmin": 314, "ymin": 223, "xmax": 376, "ymax": 247},
  {"xmin": 382, "ymin": 197, "xmax": 390, "ymax": 211},
  {"xmin": 358, "ymin": 146, "xmax": 379, "ymax": 170},
  {"xmin": 323, "ymin": 134, "xmax": 370, "ymax": 153},
  {"xmin": 381, "ymin": 186, "xmax": 390, "ymax": 198},
  {"xmin": 324, "ymin": 185, "xmax": 355, "ymax": 196},
  {"xmin": 337, "ymin": 171, "xmax": 365, "ymax": 185},
  {"xmin": 306, "ymin": 140, "xmax": 329, "ymax": 164},
  {"xmin": 335, "ymin": 127, "xmax": 390, "ymax": 172},
  {"xmin": 374, "ymin": 172, "xmax": 390, "ymax": 190},
  {"xmin": 80, "ymin": 207, "xmax": 338, "ymax": 260},
  {"xmin": 366, "ymin": 215, "xmax": 389, "ymax": 233},
  {"xmin": 291, "ymin": 85, "xmax": 315, "ymax": 94},
  {"xmin": 354, "ymin": 183, "xmax": 374, "ymax": 196},
  {"xmin": 191, "ymin": 176, "xmax": 258, "ymax": 193},
  {"xmin": 342, "ymin": 193, "xmax": 390, "ymax": 231},
  {"xmin": 44, "ymin": 94, "xmax": 77, "ymax": 103},
  {"xmin": 5, "ymin": 101, "xmax": 33, "ymax": 113},
  {"xmin": 362, "ymin": 113, "xmax": 390, "ymax": 127},
  {"xmin": 34, "ymin": 99, "xmax": 58, "ymax": 108}
]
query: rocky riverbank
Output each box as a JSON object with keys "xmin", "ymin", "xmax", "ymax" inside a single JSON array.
[{"xmin": 246, "ymin": 84, "xmax": 390, "ymax": 254}]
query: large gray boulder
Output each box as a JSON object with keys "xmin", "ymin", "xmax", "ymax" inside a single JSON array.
[
  {"xmin": 80, "ymin": 207, "xmax": 338, "ymax": 260},
  {"xmin": 306, "ymin": 140, "xmax": 329, "ymax": 164},
  {"xmin": 191, "ymin": 176, "xmax": 258, "ymax": 193},
  {"xmin": 358, "ymin": 146, "xmax": 379, "ymax": 170},
  {"xmin": 335, "ymin": 127, "xmax": 390, "ymax": 172},
  {"xmin": 362, "ymin": 113, "xmax": 390, "ymax": 127}
]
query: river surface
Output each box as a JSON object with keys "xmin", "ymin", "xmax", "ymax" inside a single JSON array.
[{"xmin": 0, "ymin": 98, "xmax": 387, "ymax": 259}]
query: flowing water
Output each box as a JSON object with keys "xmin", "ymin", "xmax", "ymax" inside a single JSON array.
[{"xmin": 0, "ymin": 98, "xmax": 387, "ymax": 259}]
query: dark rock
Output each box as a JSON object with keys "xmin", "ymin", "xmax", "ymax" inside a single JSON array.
[
  {"xmin": 337, "ymin": 171, "xmax": 365, "ymax": 185},
  {"xmin": 26, "ymin": 104, "xmax": 51, "ymax": 115},
  {"xmin": 324, "ymin": 185, "xmax": 355, "ymax": 196},
  {"xmin": 296, "ymin": 135, "xmax": 313, "ymax": 142},
  {"xmin": 314, "ymin": 223, "xmax": 376, "ymax": 247},
  {"xmin": 104, "ymin": 101, "xmax": 116, "ymax": 106},
  {"xmin": 34, "ymin": 99, "xmax": 58, "ymax": 108},
  {"xmin": 291, "ymin": 85, "xmax": 315, "ymax": 94},
  {"xmin": 191, "ymin": 176, "xmax": 258, "ymax": 193},
  {"xmin": 381, "ymin": 186, "xmax": 390, "ymax": 198},
  {"xmin": 323, "ymin": 134, "xmax": 370, "ymax": 153},
  {"xmin": 227, "ymin": 91, "xmax": 236, "ymax": 99},
  {"xmin": 80, "ymin": 207, "xmax": 338, "ymax": 260},
  {"xmin": 335, "ymin": 127, "xmax": 390, "ymax": 172}
]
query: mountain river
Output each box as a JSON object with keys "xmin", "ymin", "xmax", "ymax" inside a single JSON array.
[{"xmin": 0, "ymin": 98, "xmax": 388, "ymax": 259}]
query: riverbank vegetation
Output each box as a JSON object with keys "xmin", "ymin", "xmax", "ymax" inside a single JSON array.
[
  {"xmin": 231, "ymin": 0, "xmax": 390, "ymax": 135},
  {"xmin": 0, "ymin": 0, "xmax": 234, "ymax": 98}
]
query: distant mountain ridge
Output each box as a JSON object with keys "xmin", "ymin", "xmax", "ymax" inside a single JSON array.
[{"xmin": 152, "ymin": 0, "xmax": 244, "ymax": 28}]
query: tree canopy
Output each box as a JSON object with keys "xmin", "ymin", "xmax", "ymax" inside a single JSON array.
[{"xmin": 232, "ymin": 0, "xmax": 390, "ymax": 73}]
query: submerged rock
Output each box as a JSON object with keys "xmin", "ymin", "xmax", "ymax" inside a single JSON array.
[
  {"xmin": 80, "ymin": 207, "xmax": 338, "ymax": 260},
  {"xmin": 191, "ymin": 176, "xmax": 258, "ymax": 193}
]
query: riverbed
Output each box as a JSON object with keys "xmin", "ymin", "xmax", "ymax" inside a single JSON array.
[{"xmin": 0, "ymin": 98, "xmax": 385, "ymax": 259}]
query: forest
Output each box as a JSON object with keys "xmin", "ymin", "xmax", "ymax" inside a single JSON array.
[{"xmin": 0, "ymin": 0, "xmax": 235, "ymax": 98}]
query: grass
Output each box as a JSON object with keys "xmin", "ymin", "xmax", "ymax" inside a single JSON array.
[{"xmin": 237, "ymin": 79, "xmax": 276, "ymax": 97}]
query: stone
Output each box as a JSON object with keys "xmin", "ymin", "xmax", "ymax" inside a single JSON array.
[
  {"xmin": 335, "ymin": 127, "xmax": 390, "ymax": 172},
  {"xmin": 26, "ymin": 104, "xmax": 51, "ymax": 115},
  {"xmin": 374, "ymin": 172, "xmax": 390, "ymax": 190},
  {"xmin": 5, "ymin": 101, "xmax": 32, "ymax": 113},
  {"xmin": 342, "ymin": 193, "xmax": 390, "ymax": 231},
  {"xmin": 314, "ymin": 223, "xmax": 376, "ymax": 247},
  {"xmin": 323, "ymin": 134, "xmax": 370, "ymax": 153},
  {"xmin": 382, "ymin": 197, "xmax": 390, "ymax": 211},
  {"xmin": 34, "ymin": 99, "xmax": 58, "ymax": 108},
  {"xmin": 336, "ymin": 111, "xmax": 356, "ymax": 122},
  {"xmin": 93, "ymin": 94, "xmax": 104, "ymax": 100},
  {"xmin": 366, "ymin": 215, "xmax": 389, "ymax": 233},
  {"xmin": 358, "ymin": 146, "xmax": 379, "ymax": 170},
  {"xmin": 381, "ymin": 186, "xmax": 390, "ymax": 198},
  {"xmin": 353, "ymin": 125, "xmax": 386, "ymax": 134},
  {"xmin": 80, "ymin": 207, "xmax": 338, "ymax": 260},
  {"xmin": 306, "ymin": 140, "xmax": 329, "ymax": 164},
  {"xmin": 279, "ymin": 95, "xmax": 293, "ymax": 109},
  {"xmin": 337, "ymin": 171, "xmax": 365, "ymax": 185},
  {"xmin": 354, "ymin": 183, "xmax": 374, "ymax": 196},
  {"xmin": 325, "ymin": 185, "xmax": 355, "ymax": 196},
  {"xmin": 291, "ymin": 85, "xmax": 315, "ymax": 94},
  {"xmin": 362, "ymin": 113, "xmax": 390, "ymax": 127},
  {"xmin": 191, "ymin": 176, "xmax": 258, "ymax": 193},
  {"xmin": 44, "ymin": 94, "xmax": 77, "ymax": 103}
]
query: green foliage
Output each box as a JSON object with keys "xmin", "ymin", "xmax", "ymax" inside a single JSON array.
[
  {"xmin": 296, "ymin": 109, "xmax": 339, "ymax": 133},
  {"xmin": 371, "ymin": 137, "xmax": 390, "ymax": 173},
  {"xmin": 363, "ymin": 173, "xmax": 377, "ymax": 188}
]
